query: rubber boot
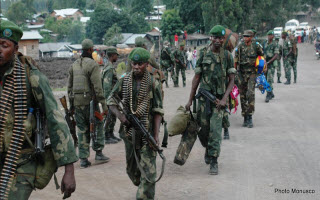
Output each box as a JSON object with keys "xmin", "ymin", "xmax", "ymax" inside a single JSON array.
[
  {"xmin": 105, "ymin": 131, "xmax": 118, "ymax": 144},
  {"xmin": 294, "ymin": 76, "xmax": 297, "ymax": 83},
  {"xmin": 284, "ymin": 79, "xmax": 291, "ymax": 85},
  {"xmin": 271, "ymin": 91, "xmax": 275, "ymax": 99},
  {"xmin": 80, "ymin": 158, "xmax": 91, "ymax": 169},
  {"xmin": 183, "ymin": 83, "xmax": 186, "ymax": 87},
  {"xmin": 223, "ymin": 128, "xmax": 229, "ymax": 140},
  {"xmin": 209, "ymin": 157, "xmax": 218, "ymax": 175},
  {"xmin": 95, "ymin": 150, "xmax": 110, "ymax": 164},
  {"xmin": 265, "ymin": 92, "xmax": 271, "ymax": 103},
  {"xmin": 277, "ymin": 77, "xmax": 281, "ymax": 83},
  {"xmin": 110, "ymin": 132, "xmax": 121, "ymax": 142},
  {"xmin": 247, "ymin": 115, "xmax": 253, "ymax": 128},
  {"xmin": 242, "ymin": 115, "xmax": 248, "ymax": 127},
  {"xmin": 204, "ymin": 148, "xmax": 210, "ymax": 164}
]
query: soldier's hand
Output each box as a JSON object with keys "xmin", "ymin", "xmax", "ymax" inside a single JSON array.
[
  {"xmin": 61, "ymin": 164, "xmax": 76, "ymax": 199},
  {"xmin": 185, "ymin": 101, "xmax": 192, "ymax": 111},
  {"xmin": 215, "ymin": 99, "xmax": 226, "ymax": 110},
  {"xmin": 119, "ymin": 114, "xmax": 130, "ymax": 126}
]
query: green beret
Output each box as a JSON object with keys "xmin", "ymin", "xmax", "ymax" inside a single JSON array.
[
  {"xmin": 106, "ymin": 47, "xmax": 119, "ymax": 55},
  {"xmin": 129, "ymin": 47, "xmax": 150, "ymax": 63},
  {"xmin": 82, "ymin": 39, "xmax": 93, "ymax": 50},
  {"xmin": 0, "ymin": 20, "xmax": 23, "ymax": 44},
  {"xmin": 267, "ymin": 30, "xmax": 274, "ymax": 35},
  {"xmin": 209, "ymin": 25, "xmax": 226, "ymax": 36},
  {"xmin": 135, "ymin": 37, "xmax": 146, "ymax": 47},
  {"xmin": 179, "ymin": 43, "xmax": 185, "ymax": 47},
  {"xmin": 282, "ymin": 31, "xmax": 288, "ymax": 36}
]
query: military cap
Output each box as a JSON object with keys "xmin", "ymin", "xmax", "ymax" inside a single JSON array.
[
  {"xmin": 251, "ymin": 29, "xmax": 257, "ymax": 34},
  {"xmin": 129, "ymin": 47, "xmax": 150, "ymax": 63},
  {"xmin": 82, "ymin": 39, "xmax": 94, "ymax": 50},
  {"xmin": 135, "ymin": 37, "xmax": 146, "ymax": 47},
  {"xmin": 243, "ymin": 30, "xmax": 254, "ymax": 37},
  {"xmin": 209, "ymin": 25, "xmax": 226, "ymax": 36},
  {"xmin": 0, "ymin": 20, "xmax": 23, "ymax": 44},
  {"xmin": 106, "ymin": 47, "xmax": 119, "ymax": 55},
  {"xmin": 267, "ymin": 30, "xmax": 274, "ymax": 35},
  {"xmin": 282, "ymin": 31, "xmax": 288, "ymax": 36},
  {"xmin": 179, "ymin": 43, "xmax": 185, "ymax": 47},
  {"xmin": 275, "ymin": 37, "xmax": 280, "ymax": 41}
]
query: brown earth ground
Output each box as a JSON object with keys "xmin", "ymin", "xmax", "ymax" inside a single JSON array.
[{"xmin": 31, "ymin": 42, "xmax": 320, "ymax": 200}]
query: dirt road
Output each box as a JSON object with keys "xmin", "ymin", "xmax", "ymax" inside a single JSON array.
[{"xmin": 31, "ymin": 43, "xmax": 320, "ymax": 200}]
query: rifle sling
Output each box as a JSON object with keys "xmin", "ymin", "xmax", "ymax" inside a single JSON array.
[{"xmin": 132, "ymin": 129, "xmax": 165, "ymax": 184}]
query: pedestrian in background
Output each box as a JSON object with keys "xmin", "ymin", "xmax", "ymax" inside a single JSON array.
[{"xmin": 186, "ymin": 48, "xmax": 193, "ymax": 70}]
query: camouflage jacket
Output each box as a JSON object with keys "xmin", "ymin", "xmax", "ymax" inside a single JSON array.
[
  {"xmin": 67, "ymin": 56, "xmax": 106, "ymax": 110},
  {"xmin": 0, "ymin": 55, "xmax": 78, "ymax": 167},
  {"xmin": 173, "ymin": 49, "xmax": 186, "ymax": 68},
  {"xmin": 276, "ymin": 41, "xmax": 283, "ymax": 60},
  {"xmin": 195, "ymin": 47, "xmax": 237, "ymax": 96},
  {"xmin": 107, "ymin": 72, "xmax": 164, "ymax": 133},
  {"xmin": 160, "ymin": 47, "xmax": 175, "ymax": 69},
  {"xmin": 101, "ymin": 62, "xmax": 117, "ymax": 100},
  {"xmin": 283, "ymin": 38, "xmax": 293, "ymax": 58},
  {"xmin": 235, "ymin": 41, "xmax": 264, "ymax": 72},
  {"xmin": 263, "ymin": 40, "xmax": 280, "ymax": 61}
]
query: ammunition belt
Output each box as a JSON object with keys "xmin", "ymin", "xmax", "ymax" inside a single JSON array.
[{"xmin": 0, "ymin": 57, "xmax": 28, "ymax": 200}]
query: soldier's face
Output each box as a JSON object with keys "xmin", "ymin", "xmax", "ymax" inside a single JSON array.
[
  {"xmin": 243, "ymin": 36, "xmax": 252, "ymax": 43},
  {"xmin": 132, "ymin": 62, "xmax": 148, "ymax": 77},
  {"xmin": 212, "ymin": 36, "xmax": 224, "ymax": 48},
  {"xmin": 268, "ymin": 35, "xmax": 274, "ymax": 40},
  {"xmin": 0, "ymin": 39, "xmax": 18, "ymax": 68},
  {"xmin": 281, "ymin": 34, "xmax": 286, "ymax": 39}
]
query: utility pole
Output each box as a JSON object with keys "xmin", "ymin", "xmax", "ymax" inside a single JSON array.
[{"xmin": 158, "ymin": 0, "xmax": 161, "ymax": 60}]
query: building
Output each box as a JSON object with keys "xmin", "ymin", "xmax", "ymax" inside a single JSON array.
[
  {"xmin": 18, "ymin": 31, "xmax": 43, "ymax": 59},
  {"xmin": 27, "ymin": 24, "xmax": 45, "ymax": 32},
  {"xmin": 39, "ymin": 42, "xmax": 72, "ymax": 58},
  {"xmin": 50, "ymin": 9, "xmax": 84, "ymax": 21},
  {"xmin": 80, "ymin": 17, "xmax": 90, "ymax": 25},
  {"xmin": 119, "ymin": 33, "xmax": 153, "ymax": 48},
  {"xmin": 183, "ymin": 34, "xmax": 210, "ymax": 47}
]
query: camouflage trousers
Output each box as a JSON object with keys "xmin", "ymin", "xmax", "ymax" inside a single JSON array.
[
  {"xmin": 267, "ymin": 61, "xmax": 277, "ymax": 89},
  {"xmin": 75, "ymin": 105, "xmax": 105, "ymax": 159},
  {"xmin": 121, "ymin": 130, "xmax": 157, "ymax": 200},
  {"xmin": 104, "ymin": 112, "xmax": 116, "ymax": 135},
  {"xmin": 0, "ymin": 154, "xmax": 36, "ymax": 200},
  {"xmin": 222, "ymin": 112, "xmax": 230, "ymax": 129},
  {"xmin": 161, "ymin": 65, "xmax": 176, "ymax": 86},
  {"xmin": 284, "ymin": 57, "xmax": 294, "ymax": 81},
  {"xmin": 197, "ymin": 97, "xmax": 224, "ymax": 157},
  {"xmin": 239, "ymin": 72, "xmax": 256, "ymax": 117},
  {"xmin": 276, "ymin": 59, "xmax": 282, "ymax": 78},
  {"xmin": 174, "ymin": 66, "xmax": 186, "ymax": 86}
]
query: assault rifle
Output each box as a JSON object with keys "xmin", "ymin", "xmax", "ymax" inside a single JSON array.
[
  {"xmin": 90, "ymin": 96, "xmax": 104, "ymax": 144},
  {"xmin": 59, "ymin": 96, "xmax": 78, "ymax": 147},
  {"xmin": 35, "ymin": 108, "xmax": 45, "ymax": 154}
]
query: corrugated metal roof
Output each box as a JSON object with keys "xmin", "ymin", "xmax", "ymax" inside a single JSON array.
[
  {"xmin": 80, "ymin": 17, "xmax": 90, "ymax": 23},
  {"xmin": 124, "ymin": 34, "xmax": 147, "ymax": 45},
  {"xmin": 21, "ymin": 31, "xmax": 43, "ymax": 40},
  {"xmin": 120, "ymin": 33, "xmax": 134, "ymax": 43},
  {"xmin": 53, "ymin": 9, "xmax": 81, "ymax": 17},
  {"xmin": 27, "ymin": 24, "xmax": 45, "ymax": 29},
  {"xmin": 39, "ymin": 42, "xmax": 71, "ymax": 52}
]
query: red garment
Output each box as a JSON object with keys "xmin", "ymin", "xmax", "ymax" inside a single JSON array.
[{"xmin": 174, "ymin": 34, "xmax": 178, "ymax": 42}]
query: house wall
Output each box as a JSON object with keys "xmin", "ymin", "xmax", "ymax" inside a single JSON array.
[{"xmin": 18, "ymin": 40, "xmax": 40, "ymax": 59}]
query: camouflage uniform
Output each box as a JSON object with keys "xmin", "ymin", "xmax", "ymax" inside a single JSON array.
[
  {"xmin": 0, "ymin": 55, "xmax": 78, "ymax": 199},
  {"xmin": 235, "ymin": 41, "xmax": 263, "ymax": 117},
  {"xmin": 195, "ymin": 47, "xmax": 236, "ymax": 158},
  {"xmin": 263, "ymin": 39, "xmax": 279, "ymax": 89},
  {"xmin": 290, "ymin": 37, "xmax": 298, "ymax": 83},
  {"xmin": 173, "ymin": 49, "xmax": 187, "ymax": 87},
  {"xmin": 160, "ymin": 46, "xmax": 176, "ymax": 87},
  {"xmin": 276, "ymin": 40, "xmax": 283, "ymax": 80},
  {"xmin": 283, "ymin": 38, "xmax": 294, "ymax": 83},
  {"xmin": 68, "ymin": 56, "xmax": 106, "ymax": 159},
  {"xmin": 101, "ymin": 61, "xmax": 118, "ymax": 139},
  {"xmin": 107, "ymin": 71, "xmax": 164, "ymax": 200}
]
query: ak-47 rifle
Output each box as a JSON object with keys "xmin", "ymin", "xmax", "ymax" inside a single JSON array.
[
  {"xmin": 89, "ymin": 92, "xmax": 104, "ymax": 144},
  {"xmin": 111, "ymin": 95, "xmax": 166, "ymax": 183},
  {"xmin": 35, "ymin": 108, "xmax": 45, "ymax": 154},
  {"xmin": 59, "ymin": 96, "xmax": 78, "ymax": 147}
]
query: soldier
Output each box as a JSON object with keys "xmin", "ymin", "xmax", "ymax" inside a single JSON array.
[
  {"xmin": 173, "ymin": 43, "xmax": 187, "ymax": 87},
  {"xmin": 235, "ymin": 30, "xmax": 264, "ymax": 128},
  {"xmin": 289, "ymin": 33, "xmax": 298, "ymax": 83},
  {"xmin": 68, "ymin": 39, "xmax": 110, "ymax": 169},
  {"xmin": 263, "ymin": 30, "xmax": 279, "ymax": 103},
  {"xmin": 222, "ymin": 113, "xmax": 230, "ymax": 139},
  {"xmin": 107, "ymin": 48, "xmax": 164, "ymax": 200},
  {"xmin": 185, "ymin": 25, "xmax": 236, "ymax": 175},
  {"xmin": 0, "ymin": 20, "xmax": 77, "ymax": 199},
  {"xmin": 275, "ymin": 37, "xmax": 282, "ymax": 83},
  {"xmin": 281, "ymin": 31, "xmax": 294, "ymax": 85},
  {"xmin": 101, "ymin": 48, "xmax": 121, "ymax": 144},
  {"xmin": 160, "ymin": 41, "xmax": 176, "ymax": 88}
]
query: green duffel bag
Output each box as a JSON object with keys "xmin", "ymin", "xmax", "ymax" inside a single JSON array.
[{"xmin": 168, "ymin": 106, "xmax": 190, "ymax": 137}]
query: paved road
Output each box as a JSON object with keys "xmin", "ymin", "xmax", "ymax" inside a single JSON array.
[{"xmin": 31, "ymin": 43, "xmax": 320, "ymax": 200}]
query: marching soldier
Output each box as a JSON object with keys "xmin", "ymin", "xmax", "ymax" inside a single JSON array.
[
  {"xmin": 275, "ymin": 37, "xmax": 282, "ymax": 83},
  {"xmin": 160, "ymin": 41, "xmax": 176, "ymax": 88},
  {"xmin": 185, "ymin": 25, "xmax": 236, "ymax": 175},
  {"xmin": 101, "ymin": 47, "xmax": 121, "ymax": 144},
  {"xmin": 108, "ymin": 48, "xmax": 164, "ymax": 200},
  {"xmin": 282, "ymin": 31, "xmax": 294, "ymax": 85},
  {"xmin": 235, "ymin": 30, "xmax": 264, "ymax": 128},
  {"xmin": 173, "ymin": 43, "xmax": 187, "ymax": 87},
  {"xmin": 68, "ymin": 39, "xmax": 110, "ymax": 169},
  {"xmin": 289, "ymin": 33, "xmax": 298, "ymax": 83},
  {"xmin": 0, "ymin": 20, "xmax": 78, "ymax": 199}
]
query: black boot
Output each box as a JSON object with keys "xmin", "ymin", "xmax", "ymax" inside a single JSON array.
[
  {"xmin": 209, "ymin": 157, "xmax": 218, "ymax": 175},
  {"xmin": 277, "ymin": 77, "xmax": 281, "ymax": 83},
  {"xmin": 284, "ymin": 79, "xmax": 291, "ymax": 85},
  {"xmin": 105, "ymin": 132, "xmax": 118, "ymax": 144},
  {"xmin": 204, "ymin": 148, "xmax": 210, "ymax": 164},
  {"xmin": 242, "ymin": 115, "xmax": 248, "ymax": 127},
  {"xmin": 110, "ymin": 132, "xmax": 121, "ymax": 142},
  {"xmin": 95, "ymin": 150, "xmax": 110, "ymax": 164},
  {"xmin": 271, "ymin": 91, "xmax": 275, "ymax": 99},
  {"xmin": 294, "ymin": 77, "xmax": 297, "ymax": 83},
  {"xmin": 80, "ymin": 158, "xmax": 91, "ymax": 169},
  {"xmin": 247, "ymin": 115, "xmax": 253, "ymax": 128},
  {"xmin": 224, "ymin": 128, "xmax": 229, "ymax": 140},
  {"xmin": 265, "ymin": 92, "xmax": 271, "ymax": 103}
]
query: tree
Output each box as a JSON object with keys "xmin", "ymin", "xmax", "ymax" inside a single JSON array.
[
  {"xmin": 6, "ymin": 2, "xmax": 31, "ymax": 25},
  {"xmin": 103, "ymin": 24, "xmax": 123, "ymax": 46},
  {"xmin": 160, "ymin": 9, "xmax": 183, "ymax": 43},
  {"xmin": 131, "ymin": 0, "xmax": 152, "ymax": 15},
  {"xmin": 68, "ymin": 21, "xmax": 85, "ymax": 44},
  {"xmin": 179, "ymin": 0, "xmax": 204, "ymax": 33}
]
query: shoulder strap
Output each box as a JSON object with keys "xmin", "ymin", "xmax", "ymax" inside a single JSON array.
[{"xmin": 223, "ymin": 32, "xmax": 233, "ymax": 49}]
